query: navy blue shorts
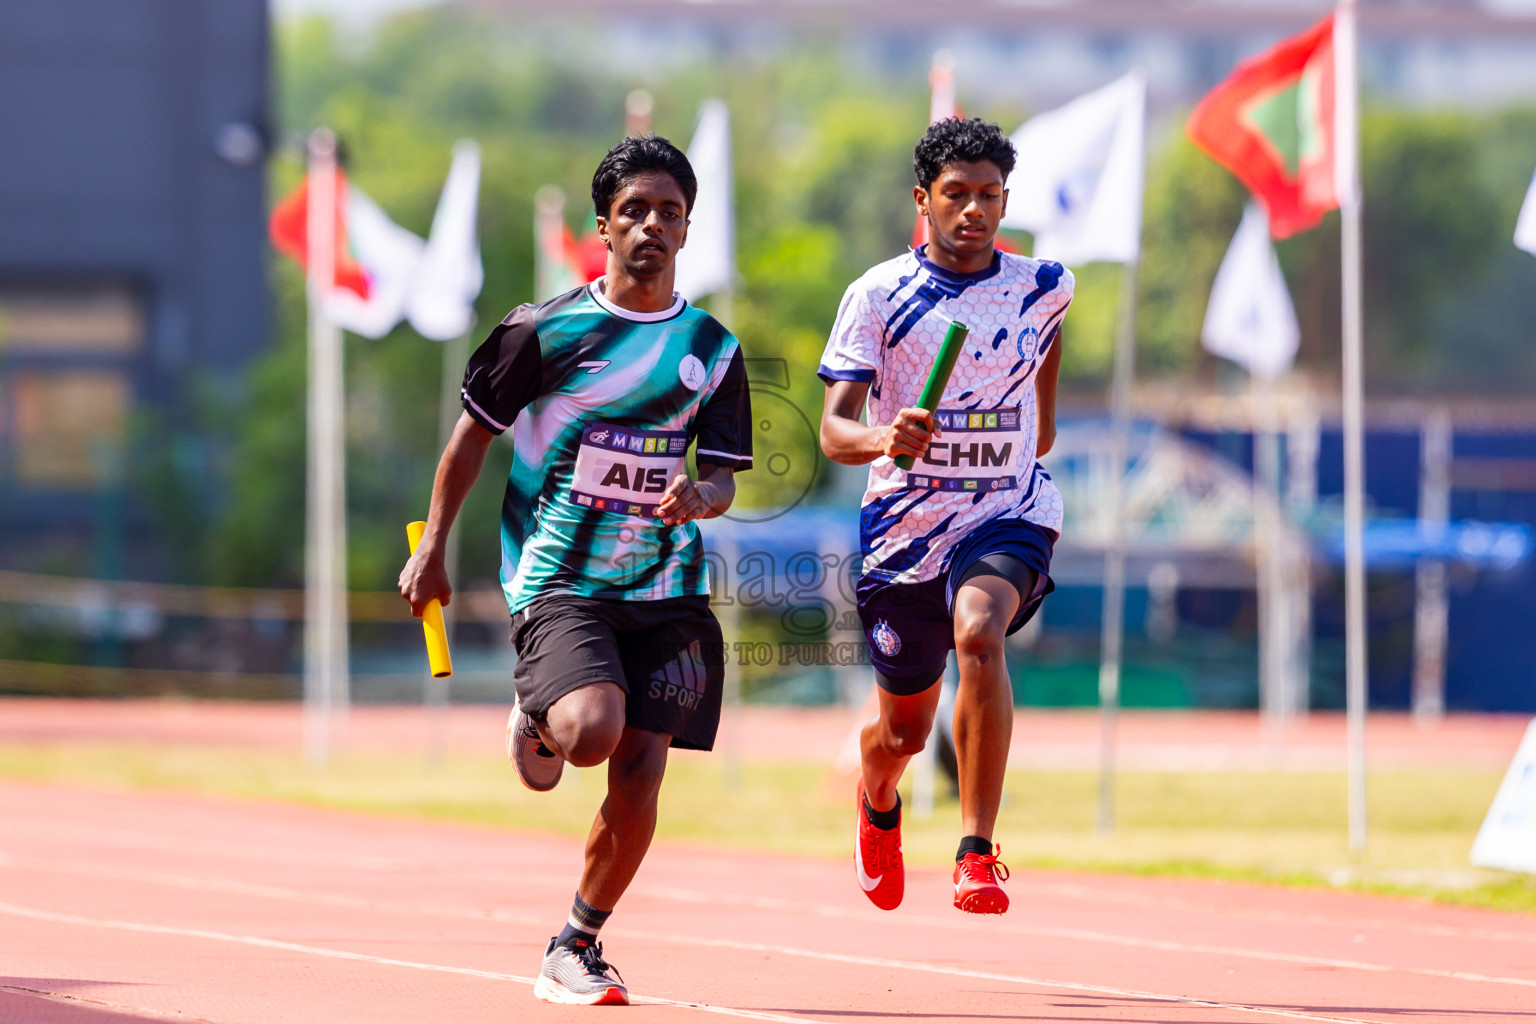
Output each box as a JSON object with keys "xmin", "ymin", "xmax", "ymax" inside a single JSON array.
[{"xmin": 856, "ymin": 518, "xmax": 1056, "ymax": 696}]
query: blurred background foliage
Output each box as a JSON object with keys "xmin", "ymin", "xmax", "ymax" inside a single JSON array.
[{"xmin": 198, "ymin": 7, "xmax": 1536, "ymax": 594}]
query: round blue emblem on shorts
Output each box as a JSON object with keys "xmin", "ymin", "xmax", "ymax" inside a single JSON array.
[{"xmin": 871, "ymin": 619, "xmax": 902, "ymax": 657}]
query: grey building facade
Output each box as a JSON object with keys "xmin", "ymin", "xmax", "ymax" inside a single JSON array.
[{"xmin": 0, "ymin": 0, "xmax": 269, "ymax": 568}]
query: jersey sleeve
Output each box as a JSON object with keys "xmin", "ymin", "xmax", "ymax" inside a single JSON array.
[
  {"xmin": 694, "ymin": 346, "xmax": 753, "ymax": 472},
  {"xmin": 460, "ymin": 306, "xmax": 543, "ymax": 435},
  {"xmin": 817, "ymin": 278, "xmax": 881, "ymax": 385},
  {"xmin": 1037, "ymin": 265, "xmax": 1075, "ymax": 358}
]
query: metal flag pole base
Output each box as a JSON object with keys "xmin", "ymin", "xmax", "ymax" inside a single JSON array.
[
  {"xmin": 1097, "ymin": 258, "xmax": 1139, "ymax": 836},
  {"xmin": 303, "ymin": 126, "xmax": 350, "ymax": 769}
]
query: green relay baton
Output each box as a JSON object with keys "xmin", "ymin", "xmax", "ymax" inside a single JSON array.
[{"xmin": 894, "ymin": 320, "xmax": 970, "ymax": 471}]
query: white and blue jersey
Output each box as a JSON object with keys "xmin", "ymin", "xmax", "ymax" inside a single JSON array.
[{"xmin": 819, "ymin": 246, "xmax": 1072, "ymax": 584}]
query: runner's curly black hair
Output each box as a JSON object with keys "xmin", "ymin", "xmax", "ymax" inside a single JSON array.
[
  {"xmin": 591, "ymin": 134, "xmax": 698, "ymax": 218},
  {"xmin": 912, "ymin": 117, "xmax": 1017, "ymax": 190}
]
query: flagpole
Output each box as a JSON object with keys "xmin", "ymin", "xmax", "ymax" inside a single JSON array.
[
  {"xmin": 1097, "ymin": 256, "xmax": 1138, "ymax": 835},
  {"xmin": 1254, "ymin": 375, "xmax": 1289, "ymax": 736},
  {"xmin": 304, "ymin": 127, "xmax": 350, "ymax": 767},
  {"xmin": 1336, "ymin": 0, "xmax": 1369, "ymax": 852},
  {"xmin": 534, "ymin": 186, "xmax": 567, "ymax": 303}
]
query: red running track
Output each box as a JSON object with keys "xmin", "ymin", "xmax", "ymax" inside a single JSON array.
[{"xmin": 1, "ymin": 782, "xmax": 1533, "ymax": 1023}]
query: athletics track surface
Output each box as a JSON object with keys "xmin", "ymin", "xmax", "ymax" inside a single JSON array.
[{"xmin": 2, "ymin": 778, "xmax": 1533, "ymax": 1024}]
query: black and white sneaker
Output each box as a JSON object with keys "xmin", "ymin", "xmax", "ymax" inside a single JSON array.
[
  {"xmin": 533, "ymin": 937, "xmax": 628, "ymax": 1006},
  {"xmin": 507, "ymin": 704, "xmax": 562, "ymax": 792}
]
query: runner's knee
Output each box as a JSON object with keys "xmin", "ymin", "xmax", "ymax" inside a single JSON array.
[
  {"xmin": 560, "ymin": 722, "xmax": 623, "ymax": 767},
  {"xmin": 879, "ymin": 711, "xmax": 934, "ymax": 758},
  {"xmin": 954, "ymin": 612, "xmax": 1006, "ymax": 665},
  {"xmin": 546, "ymin": 683, "xmax": 625, "ymax": 766}
]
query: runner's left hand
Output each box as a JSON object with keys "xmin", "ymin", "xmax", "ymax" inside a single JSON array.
[{"xmin": 657, "ymin": 474, "xmax": 709, "ymax": 525}]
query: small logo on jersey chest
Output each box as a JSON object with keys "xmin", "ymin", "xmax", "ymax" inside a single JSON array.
[
  {"xmin": 1015, "ymin": 326, "xmax": 1040, "ymax": 362},
  {"xmin": 871, "ymin": 619, "xmax": 902, "ymax": 657},
  {"xmin": 678, "ymin": 354, "xmax": 707, "ymax": 391}
]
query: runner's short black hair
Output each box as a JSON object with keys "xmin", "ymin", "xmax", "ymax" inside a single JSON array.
[
  {"xmin": 913, "ymin": 117, "xmax": 1017, "ymax": 190},
  {"xmin": 591, "ymin": 135, "xmax": 698, "ymax": 218}
]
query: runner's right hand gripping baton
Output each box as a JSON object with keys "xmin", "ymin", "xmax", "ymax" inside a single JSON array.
[
  {"xmin": 894, "ymin": 320, "xmax": 970, "ymax": 470},
  {"xmin": 405, "ymin": 521, "xmax": 453, "ymax": 679}
]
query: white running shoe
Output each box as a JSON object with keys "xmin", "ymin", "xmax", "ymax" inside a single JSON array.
[
  {"xmin": 507, "ymin": 704, "xmax": 562, "ymax": 792},
  {"xmin": 533, "ymin": 937, "xmax": 628, "ymax": 1006}
]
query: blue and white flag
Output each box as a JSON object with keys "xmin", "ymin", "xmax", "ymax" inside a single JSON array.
[
  {"xmin": 1515, "ymin": 162, "xmax": 1536, "ymax": 257},
  {"xmin": 1001, "ymin": 72, "xmax": 1145, "ymax": 265},
  {"xmin": 1201, "ymin": 203, "xmax": 1300, "ymax": 380},
  {"xmin": 1472, "ymin": 718, "xmax": 1536, "ymax": 875}
]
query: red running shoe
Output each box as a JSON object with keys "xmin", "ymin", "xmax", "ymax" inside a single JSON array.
[
  {"xmin": 855, "ymin": 780, "xmax": 904, "ymax": 911},
  {"xmin": 953, "ymin": 844, "xmax": 1010, "ymax": 915}
]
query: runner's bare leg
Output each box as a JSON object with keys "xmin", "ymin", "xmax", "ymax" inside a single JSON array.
[
  {"xmin": 576, "ymin": 726, "xmax": 671, "ymax": 910},
  {"xmin": 951, "ymin": 573, "xmax": 1023, "ymax": 841}
]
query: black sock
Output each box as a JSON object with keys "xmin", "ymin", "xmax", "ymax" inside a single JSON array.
[
  {"xmin": 956, "ymin": 835, "xmax": 993, "ymax": 862},
  {"xmin": 555, "ymin": 893, "xmax": 611, "ymax": 950},
  {"xmin": 862, "ymin": 792, "xmax": 901, "ymax": 831}
]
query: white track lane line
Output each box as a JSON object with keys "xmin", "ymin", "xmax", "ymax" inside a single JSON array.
[
  {"xmin": 0, "ymin": 901, "xmax": 833, "ymax": 1024},
  {"xmin": 630, "ymin": 882, "xmax": 1536, "ymax": 990},
  {"xmin": 10, "ymin": 811, "xmax": 1535, "ymax": 948},
  {"xmin": 9, "ymin": 854, "xmax": 1527, "ymax": 993},
  {"xmin": 0, "ymin": 900, "xmax": 1393, "ymax": 1024},
  {"xmin": 1005, "ymin": 878, "xmax": 1536, "ymax": 946}
]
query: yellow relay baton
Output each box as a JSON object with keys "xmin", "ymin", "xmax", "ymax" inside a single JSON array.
[{"xmin": 406, "ymin": 521, "xmax": 453, "ymax": 679}]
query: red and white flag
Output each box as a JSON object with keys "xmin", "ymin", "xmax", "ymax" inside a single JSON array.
[
  {"xmin": 270, "ymin": 169, "xmax": 424, "ymax": 338},
  {"xmin": 534, "ymin": 187, "xmax": 607, "ymax": 303}
]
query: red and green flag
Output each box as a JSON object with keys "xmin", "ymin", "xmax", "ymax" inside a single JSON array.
[{"xmin": 1187, "ymin": 12, "xmax": 1355, "ymax": 239}]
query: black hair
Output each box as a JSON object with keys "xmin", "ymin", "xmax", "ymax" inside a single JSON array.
[
  {"xmin": 590, "ymin": 134, "xmax": 698, "ymax": 219},
  {"xmin": 912, "ymin": 117, "xmax": 1017, "ymax": 191}
]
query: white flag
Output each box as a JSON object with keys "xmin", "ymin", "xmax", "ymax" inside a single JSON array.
[
  {"xmin": 327, "ymin": 187, "xmax": 424, "ymax": 339},
  {"xmin": 1002, "ymin": 71, "xmax": 1145, "ymax": 265},
  {"xmin": 673, "ymin": 100, "xmax": 734, "ymax": 303},
  {"xmin": 1471, "ymin": 718, "xmax": 1536, "ymax": 875},
  {"xmin": 1201, "ymin": 204, "xmax": 1300, "ymax": 380},
  {"xmin": 407, "ymin": 140, "xmax": 484, "ymax": 341},
  {"xmin": 1515, "ymin": 163, "xmax": 1536, "ymax": 256}
]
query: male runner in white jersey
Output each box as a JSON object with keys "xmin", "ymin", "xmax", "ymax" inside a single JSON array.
[
  {"xmin": 818, "ymin": 117, "xmax": 1071, "ymax": 915},
  {"xmin": 400, "ymin": 135, "xmax": 752, "ymax": 1003}
]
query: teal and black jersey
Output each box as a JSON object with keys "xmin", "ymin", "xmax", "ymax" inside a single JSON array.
[{"xmin": 462, "ymin": 281, "xmax": 753, "ymax": 615}]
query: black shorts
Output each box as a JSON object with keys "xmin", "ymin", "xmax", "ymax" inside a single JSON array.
[
  {"xmin": 510, "ymin": 594, "xmax": 726, "ymax": 751},
  {"xmin": 856, "ymin": 518, "xmax": 1056, "ymax": 697}
]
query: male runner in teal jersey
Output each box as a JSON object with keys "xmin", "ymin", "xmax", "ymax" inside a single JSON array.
[{"xmin": 399, "ymin": 136, "xmax": 752, "ymax": 1006}]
